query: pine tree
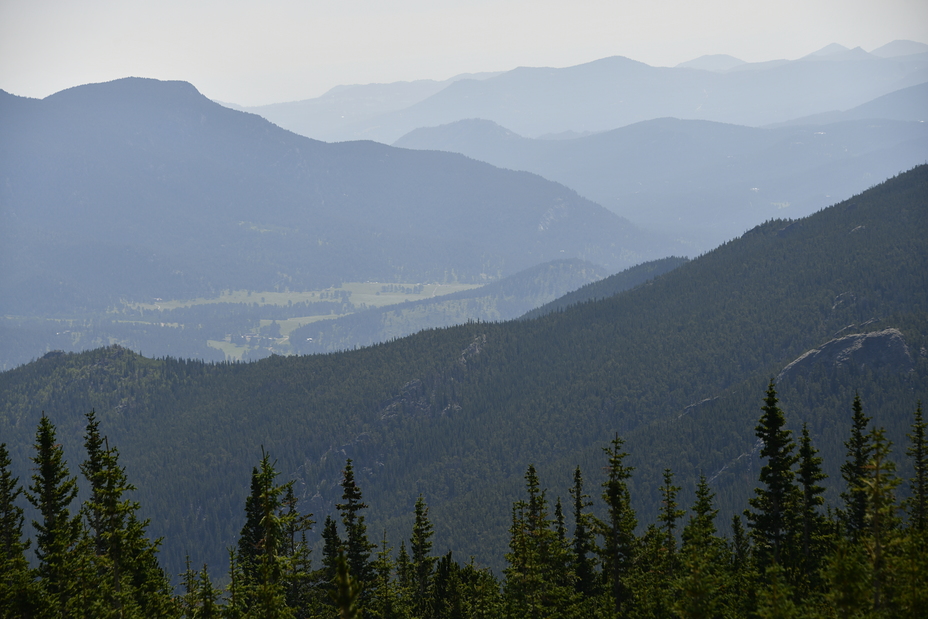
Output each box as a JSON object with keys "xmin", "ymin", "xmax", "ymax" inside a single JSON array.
[
  {"xmin": 840, "ymin": 394, "xmax": 872, "ymax": 541},
  {"xmin": 503, "ymin": 465, "xmax": 574, "ymax": 619},
  {"xmin": 0, "ymin": 442, "xmax": 39, "ymax": 618},
  {"xmin": 237, "ymin": 466, "xmax": 264, "ymax": 581},
  {"xmin": 568, "ymin": 466, "xmax": 596, "ymax": 596},
  {"xmin": 903, "ymin": 401, "xmax": 927, "ymax": 532},
  {"xmin": 860, "ymin": 427, "xmax": 900, "ymax": 613},
  {"xmin": 241, "ymin": 449, "xmax": 297, "ymax": 619},
  {"xmin": 675, "ymin": 475, "xmax": 724, "ymax": 619},
  {"xmin": 337, "ymin": 460, "xmax": 375, "ymax": 588},
  {"xmin": 657, "ymin": 468, "xmax": 684, "ymax": 577},
  {"xmin": 27, "ymin": 414, "xmax": 81, "ymax": 616},
  {"xmin": 79, "ymin": 413, "xmax": 174, "ymax": 616},
  {"xmin": 745, "ymin": 381, "xmax": 799, "ymax": 573},
  {"xmin": 596, "ymin": 433, "xmax": 637, "ymax": 615},
  {"xmin": 330, "ymin": 552, "xmax": 363, "ymax": 619},
  {"xmin": 410, "ymin": 495, "xmax": 435, "ymax": 618},
  {"xmin": 797, "ymin": 423, "xmax": 829, "ymax": 590}
]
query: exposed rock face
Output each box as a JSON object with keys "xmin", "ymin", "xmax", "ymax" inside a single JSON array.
[{"xmin": 777, "ymin": 328, "xmax": 913, "ymax": 382}]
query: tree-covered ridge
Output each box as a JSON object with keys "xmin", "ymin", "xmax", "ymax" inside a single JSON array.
[
  {"xmin": 0, "ymin": 165, "xmax": 925, "ymax": 580},
  {"xmin": 1, "ymin": 387, "xmax": 926, "ymax": 617}
]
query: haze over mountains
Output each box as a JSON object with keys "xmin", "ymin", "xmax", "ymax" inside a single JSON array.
[
  {"xmin": 236, "ymin": 41, "xmax": 928, "ymax": 144},
  {"xmin": 2, "ymin": 42, "xmax": 927, "ymax": 370},
  {"xmin": 0, "ymin": 77, "xmax": 663, "ymax": 312},
  {"xmin": 2, "ymin": 166, "xmax": 924, "ymax": 579},
  {"xmin": 394, "ymin": 100, "xmax": 928, "ymax": 250}
]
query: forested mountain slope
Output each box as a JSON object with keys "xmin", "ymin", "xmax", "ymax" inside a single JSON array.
[
  {"xmin": 0, "ymin": 167, "xmax": 925, "ymax": 579},
  {"xmin": 0, "ymin": 77, "xmax": 660, "ymax": 315}
]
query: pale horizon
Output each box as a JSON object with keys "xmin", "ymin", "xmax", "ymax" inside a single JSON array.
[{"xmin": 2, "ymin": 0, "xmax": 926, "ymax": 107}]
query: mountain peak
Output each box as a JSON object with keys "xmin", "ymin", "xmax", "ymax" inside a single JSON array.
[
  {"xmin": 675, "ymin": 54, "xmax": 746, "ymax": 72},
  {"xmin": 870, "ymin": 39, "xmax": 928, "ymax": 58}
]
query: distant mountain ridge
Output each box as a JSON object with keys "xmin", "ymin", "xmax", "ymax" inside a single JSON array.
[
  {"xmin": 394, "ymin": 110, "xmax": 928, "ymax": 250},
  {"xmin": 0, "ymin": 77, "xmax": 670, "ymax": 316},
  {"xmin": 236, "ymin": 45, "xmax": 928, "ymax": 143}
]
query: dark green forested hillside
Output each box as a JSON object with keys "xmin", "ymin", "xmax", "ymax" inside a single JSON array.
[{"xmin": 0, "ymin": 166, "xmax": 925, "ymax": 589}]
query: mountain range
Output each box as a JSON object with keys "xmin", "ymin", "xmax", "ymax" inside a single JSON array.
[
  {"xmin": 237, "ymin": 41, "xmax": 928, "ymax": 144},
  {"xmin": 2, "ymin": 166, "xmax": 924, "ymax": 579},
  {"xmin": 393, "ymin": 82, "xmax": 928, "ymax": 250},
  {"xmin": 0, "ymin": 77, "xmax": 667, "ymax": 317}
]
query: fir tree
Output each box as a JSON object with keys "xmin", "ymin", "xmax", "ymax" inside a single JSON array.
[
  {"xmin": 410, "ymin": 495, "xmax": 435, "ymax": 617},
  {"xmin": 337, "ymin": 460, "xmax": 375, "ymax": 588},
  {"xmin": 903, "ymin": 401, "xmax": 927, "ymax": 532},
  {"xmin": 657, "ymin": 468, "xmax": 684, "ymax": 577},
  {"xmin": 27, "ymin": 414, "xmax": 81, "ymax": 615},
  {"xmin": 596, "ymin": 433, "xmax": 636, "ymax": 615},
  {"xmin": 797, "ymin": 423, "xmax": 829, "ymax": 589},
  {"xmin": 840, "ymin": 394, "xmax": 872, "ymax": 541},
  {"xmin": 568, "ymin": 466, "xmax": 596, "ymax": 596},
  {"xmin": 0, "ymin": 442, "xmax": 39, "ymax": 618},
  {"xmin": 675, "ymin": 475, "xmax": 724, "ymax": 619},
  {"xmin": 745, "ymin": 381, "xmax": 799, "ymax": 573},
  {"xmin": 860, "ymin": 427, "xmax": 900, "ymax": 613}
]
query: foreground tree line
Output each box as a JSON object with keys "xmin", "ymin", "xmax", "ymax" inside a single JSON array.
[{"xmin": 1, "ymin": 382, "xmax": 925, "ymax": 618}]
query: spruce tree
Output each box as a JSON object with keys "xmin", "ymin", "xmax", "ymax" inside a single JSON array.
[
  {"xmin": 675, "ymin": 475, "xmax": 724, "ymax": 619},
  {"xmin": 569, "ymin": 466, "xmax": 596, "ymax": 596},
  {"xmin": 410, "ymin": 495, "xmax": 436, "ymax": 617},
  {"xmin": 596, "ymin": 433, "xmax": 636, "ymax": 615},
  {"xmin": 904, "ymin": 401, "xmax": 926, "ymax": 532},
  {"xmin": 745, "ymin": 381, "xmax": 799, "ymax": 573},
  {"xmin": 840, "ymin": 394, "xmax": 872, "ymax": 540},
  {"xmin": 0, "ymin": 442, "xmax": 39, "ymax": 618},
  {"xmin": 657, "ymin": 468, "xmax": 684, "ymax": 576},
  {"xmin": 27, "ymin": 414, "xmax": 81, "ymax": 615},
  {"xmin": 861, "ymin": 427, "xmax": 900, "ymax": 613},
  {"xmin": 797, "ymin": 423, "xmax": 828, "ymax": 589},
  {"xmin": 337, "ymin": 460, "xmax": 375, "ymax": 587}
]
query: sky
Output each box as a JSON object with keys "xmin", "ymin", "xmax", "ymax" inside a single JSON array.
[{"xmin": 1, "ymin": 0, "xmax": 926, "ymax": 106}]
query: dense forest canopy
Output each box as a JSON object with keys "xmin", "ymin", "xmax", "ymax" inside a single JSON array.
[{"xmin": 0, "ymin": 165, "xmax": 926, "ymax": 617}]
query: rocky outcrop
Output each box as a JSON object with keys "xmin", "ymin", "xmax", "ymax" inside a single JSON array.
[{"xmin": 777, "ymin": 328, "xmax": 913, "ymax": 382}]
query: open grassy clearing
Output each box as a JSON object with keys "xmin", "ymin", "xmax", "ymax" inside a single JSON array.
[
  {"xmin": 258, "ymin": 315, "xmax": 341, "ymax": 337},
  {"xmin": 125, "ymin": 282, "xmax": 482, "ymax": 311}
]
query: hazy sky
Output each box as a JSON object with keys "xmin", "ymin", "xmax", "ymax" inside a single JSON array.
[{"xmin": 2, "ymin": 0, "xmax": 926, "ymax": 106}]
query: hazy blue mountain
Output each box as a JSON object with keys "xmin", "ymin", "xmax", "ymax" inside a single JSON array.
[
  {"xmin": 289, "ymin": 258, "xmax": 611, "ymax": 354},
  {"xmin": 675, "ymin": 54, "xmax": 746, "ymax": 71},
  {"xmin": 394, "ymin": 113, "xmax": 928, "ymax": 250},
  {"xmin": 227, "ymin": 72, "xmax": 502, "ymax": 142},
  {"xmin": 260, "ymin": 50, "xmax": 928, "ymax": 143},
  {"xmin": 769, "ymin": 80, "xmax": 928, "ymax": 126},
  {"xmin": 0, "ymin": 78, "xmax": 671, "ymax": 316},
  {"xmin": 870, "ymin": 39, "xmax": 928, "ymax": 58}
]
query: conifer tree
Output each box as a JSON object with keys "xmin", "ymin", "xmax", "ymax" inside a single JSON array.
[
  {"xmin": 596, "ymin": 433, "xmax": 636, "ymax": 615},
  {"xmin": 79, "ymin": 412, "xmax": 174, "ymax": 616},
  {"xmin": 903, "ymin": 401, "xmax": 926, "ymax": 532},
  {"xmin": 330, "ymin": 552, "xmax": 363, "ymax": 619},
  {"xmin": 797, "ymin": 423, "xmax": 829, "ymax": 589},
  {"xmin": 675, "ymin": 475, "xmax": 724, "ymax": 619},
  {"xmin": 0, "ymin": 442, "xmax": 39, "ymax": 618},
  {"xmin": 568, "ymin": 466, "xmax": 596, "ymax": 596},
  {"xmin": 657, "ymin": 468, "xmax": 684, "ymax": 576},
  {"xmin": 840, "ymin": 394, "xmax": 872, "ymax": 541},
  {"xmin": 860, "ymin": 427, "xmax": 900, "ymax": 613},
  {"xmin": 410, "ymin": 495, "xmax": 435, "ymax": 617},
  {"xmin": 27, "ymin": 414, "xmax": 81, "ymax": 615},
  {"xmin": 337, "ymin": 460, "xmax": 375, "ymax": 588},
  {"xmin": 745, "ymin": 381, "xmax": 799, "ymax": 573}
]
